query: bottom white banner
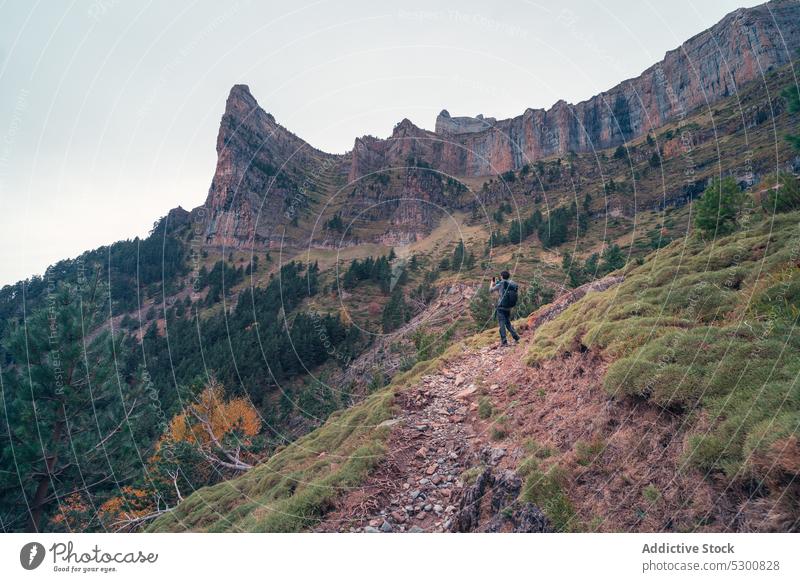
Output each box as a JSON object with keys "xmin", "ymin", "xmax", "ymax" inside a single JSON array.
[{"xmin": 1, "ymin": 533, "xmax": 797, "ymax": 581}]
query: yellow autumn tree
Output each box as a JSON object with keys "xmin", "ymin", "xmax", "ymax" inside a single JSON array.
[
  {"xmin": 50, "ymin": 492, "xmax": 92, "ymax": 531},
  {"xmin": 166, "ymin": 378, "xmax": 261, "ymax": 471},
  {"xmin": 98, "ymin": 379, "xmax": 264, "ymax": 531},
  {"xmin": 339, "ymin": 305, "xmax": 352, "ymax": 325},
  {"xmin": 97, "ymin": 486, "xmax": 155, "ymax": 530}
]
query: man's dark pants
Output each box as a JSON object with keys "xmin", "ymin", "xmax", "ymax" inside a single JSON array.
[{"xmin": 496, "ymin": 307, "xmax": 519, "ymax": 344}]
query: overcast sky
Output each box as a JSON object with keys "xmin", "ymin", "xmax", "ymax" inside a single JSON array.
[{"xmin": 0, "ymin": 0, "xmax": 764, "ymax": 286}]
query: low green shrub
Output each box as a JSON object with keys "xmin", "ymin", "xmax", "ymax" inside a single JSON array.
[
  {"xmin": 478, "ymin": 396, "xmax": 493, "ymax": 419},
  {"xmin": 520, "ymin": 460, "xmax": 577, "ymax": 532}
]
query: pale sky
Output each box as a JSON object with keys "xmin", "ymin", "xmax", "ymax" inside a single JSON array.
[{"xmin": 0, "ymin": 0, "xmax": 764, "ymax": 286}]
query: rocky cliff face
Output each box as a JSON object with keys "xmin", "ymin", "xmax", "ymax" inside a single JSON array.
[
  {"xmin": 435, "ymin": 110, "xmax": 497, "ymax": 135},
  {"xmin": 341, "ymin": 163, "xmax": 470, "ymax": 245},
  {"xmin": 195, "ymin": 0, "xmax": 800, "ymax": 248},
  {"xmin": 199, "ymin": 85, "xmax": 341, "ymax": 248},
  {"xmin": 351, "ymin": 0, "xmax": 800, "ymax": 178},
  {"xmin": 347, "ymin": 119, "xmax": 436, "ymax": 184}
]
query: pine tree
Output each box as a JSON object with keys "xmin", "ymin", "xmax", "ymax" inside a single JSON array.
[
  {"xmin": 578, "ymin": 213, "xmax": 589, "ymax": 236},
  {"xmin": 783, "ymin": 85, "xmax": 800, "ymax": 152},
  {"xmin": 342, "ymin": 263, "xmax": 358, "ymax": 289},
  {"xmin": 0, "ymin": 283, "xmax": 146, "ymax": 531},
  {"xmin": 694, "ymin": 177, "xmax": 746, "ymax": 237},
  {"xmin": 382, "ymin": 286, "xmax": 410, "ymax": 332},
  {"xmin": 452, "ymin": 241, "xmax": 465, "ymax": 269},
  {"xmin": 562, "ymin": 252, "xmax": 587, "ymax": 288},
  {"xmin": 374, "ymin": 256, "xmax": 391, "ymax": 293},
  {"xmin": 326, "ymin": 213, "xmax": 344, "ymax": 231},
  {"xmin": 507, "ymin": 219, "xmax": 523, "ymax": 244},
  {"xmin": 469, "ymin": 285, "xmax": 494, "ymax": 326},
  {"xmin": 411, "ymin": 270, "xmax": 438, "ymax": 306},
  {"xmin": 584, "ymin": 253, "xmax": 599, "ymax": 278},
  {"xmin": 489, "ymin": 230, "xmax": 507, "ymax": 247},
  {"xmin": 515, "ymin": 278, "xmax": 554, "ymax": 318},
  {"xmin": 601, "ymin": 244, "xmax": 625, "ymax": 273},
  {"xmin": 538, "ymin": 207, "xmax": 571, "ymax": 247},
  {"xmin": 464, "ymin": 252, "xmax": 476, "ymax": 270},
  {"xmin": 762, "ymin": 172, "xmax": 800, "ymax": 213}
]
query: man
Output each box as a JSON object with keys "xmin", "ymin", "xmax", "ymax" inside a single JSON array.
[{"xmin": 490, "ymin": 270, "xmax": 520, "ymax": 346}]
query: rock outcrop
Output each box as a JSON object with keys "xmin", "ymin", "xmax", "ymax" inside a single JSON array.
[
  {"xmin": 347, "ymin": 118, "xmax": 436, "ymax": 184},
  {"xmin": 450, "ymin": 467, "xmax": 552, "ymax": 533},
  {"xmin": 341, "ymin": 164, "xmax": 469, "ymax": 243},
  {"xmin": 435, "ymin": 110, "xmax": 497, "ymax": 135},
  {"xmin": 528, "ymin": 275, "xmax": 625, "ymax": 331},
  {"xmin": 198, "ymin": 85, "xmax": 342, "ymax": 249}
]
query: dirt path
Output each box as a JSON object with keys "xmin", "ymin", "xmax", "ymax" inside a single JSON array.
[
  {"xmin": 317, "ymin": 312, "xmax": 728, "ymax": 533},
  {"xmin": 316, "ymin": 340, "xmax": 534, "ymax": 533}
]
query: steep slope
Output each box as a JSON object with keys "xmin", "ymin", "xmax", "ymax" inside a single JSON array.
[
  {"xmin": 6, "ymin": 1, "xmax": 799, "ymax": 534},
  {"xmin": 150, "ymin": 210, "xmax": 800, "ymax": 532},
  {"xmin": 198, "ymin": 84, "xmax": 345, "ymax": 249},
  {"xmin": 492, "ymin": 63, "xmax": 798, "ymax": 214}
]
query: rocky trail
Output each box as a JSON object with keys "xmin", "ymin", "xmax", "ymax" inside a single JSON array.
[
  {"xmin": 316, "ymin": 274, "xmax": 728, "ymax": 533},
  {"xmin": 316, "ymin": 337, "xmax": 553, "ymax": 533},
  {"xmin": 316, "ymin": 277, "xmax": 622, "ymax": 533}
]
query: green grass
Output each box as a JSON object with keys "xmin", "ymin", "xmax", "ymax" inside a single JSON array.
[
  {"xmin": 460, "ymin": 466, "xmax": 484, "ymax": 486},
  {"xmin": 490, "ymin": 426, "xmax": 508, "ymax": 441},
  {"xmin": 148, "ymin": 389, "xmax": 394, "ymax": 532},
  {"xmin": 523, "ymin": 439, "xmax": 553, "ymax": 459},
  {"xmin": 518, "ymin": 459, "xmax": 577, "ymax": 532},
  {"xmin": 574, "ymin": 438, "xmax": 606, "ymax": 467},
  {"xmin": 478, "ymin": 396, "xmax": 493, "ymax": 419},
  {"xmin": 643, "ymin": 484, "xmax": 661, "ymax": 503}
]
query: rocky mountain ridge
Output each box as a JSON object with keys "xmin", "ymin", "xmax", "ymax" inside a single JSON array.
[
  {"xmin": 198, "ymin": 84, "xmax": 345, "ymax": 248},
  {"xmin": 191, "ymin": 0, "xmax": 800, "ymax": 249},
  {"xmin": 354, "ymin": 0, "xmax": 800, "ymax": 177}
]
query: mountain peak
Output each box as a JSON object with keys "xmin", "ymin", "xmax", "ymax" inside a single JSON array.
[
  {"xmin": 224, "ymin": 84, "xmax": 270, "ymax": 122},
  {"xmin": 229, "ymin": 83, "xmax": 251, "ymax": 96},
  {"xmin": 392, "ymin": 118, "xmax": 422, "ymax": 136}
]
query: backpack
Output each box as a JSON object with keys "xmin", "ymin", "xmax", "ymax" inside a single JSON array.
[{"xmin": 499, "ymin": 280, "xmax": 518, "ymax": 309}]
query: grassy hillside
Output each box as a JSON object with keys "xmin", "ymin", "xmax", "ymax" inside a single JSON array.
[
  {"xmin": 150, "ymin": 209, "xmax": 799, "ymax": 532},
  {"xmin": 147, "ymin": 334, "xmax": 488, "ymax": 532},
  {"xmin": 148, "ymin": 389, "xmax": 394, "ymax": 532},
  {"xmin": 5, "ymin": 50, "xmax": 797, "ymax": 533},
  {"xmin": 526, "ymin": 210, "xmax": 800, "ymax": 527}
]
